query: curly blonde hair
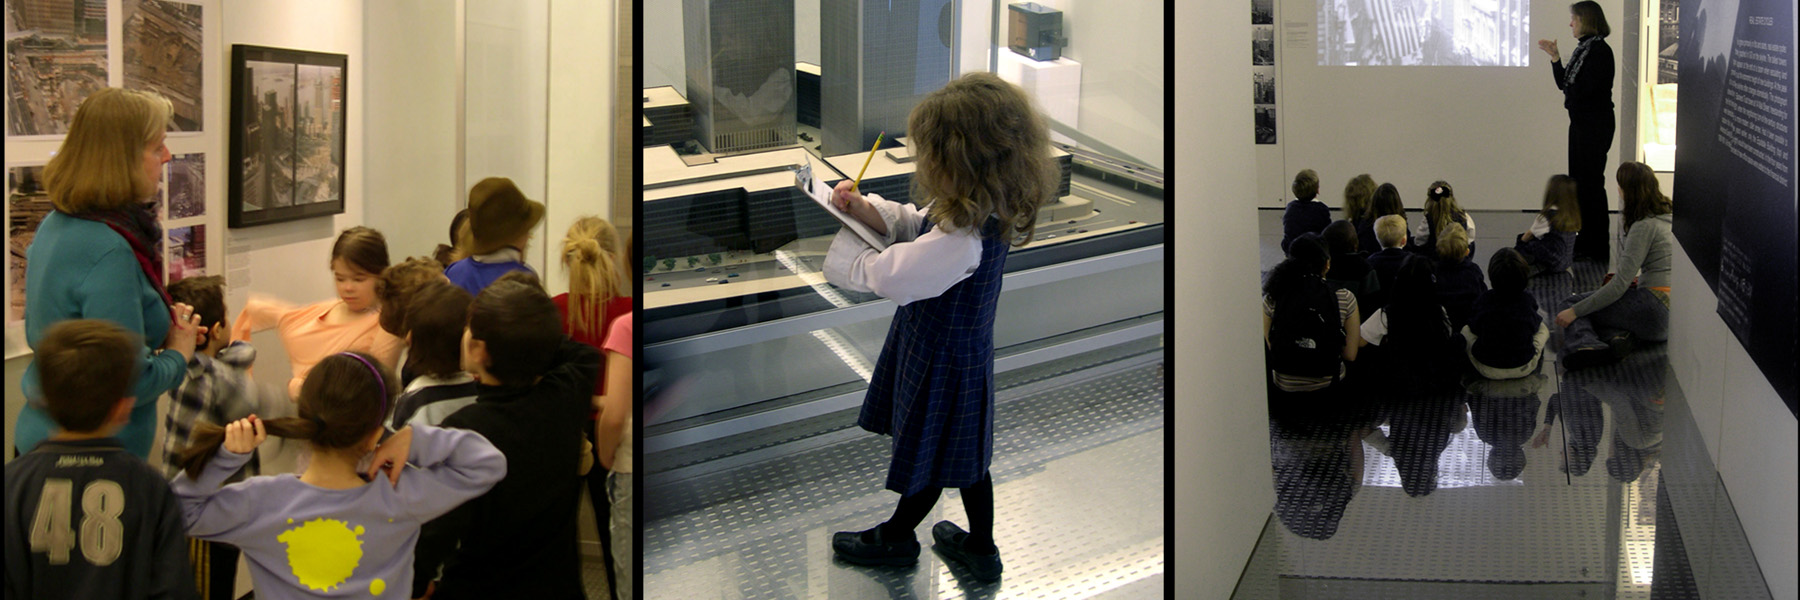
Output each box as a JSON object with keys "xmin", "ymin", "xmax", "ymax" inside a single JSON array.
[
  {"xmin": 907, "ymin": 72, "xmax": 1057, "ymax": 246},
  {"xmin": 560, "ymin": 216, "xmax": 624, "ymax": 339}
]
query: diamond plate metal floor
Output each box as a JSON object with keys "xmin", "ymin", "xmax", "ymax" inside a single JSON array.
[{"xmin": 643, "ymin": 353, "xmax": 1165, "ymax": 599}]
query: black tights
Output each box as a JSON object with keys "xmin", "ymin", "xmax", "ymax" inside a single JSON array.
[{"xmin": 878, "ymin": 472, "xmax": 997, "ymax": 553}]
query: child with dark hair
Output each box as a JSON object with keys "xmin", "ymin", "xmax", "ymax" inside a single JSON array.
[
  {"xmin": 445, "ymin": 178, "xmax": 544, "ymax": 296},
  {"xmin": 1362, "ymin": 182, "xmax": 1406, "ymax": 249},
  {"xmin": 160, "ymin": 275, "xmax": 288, "ymax": 599},
  {"xmin": 233, "ymin": 226, "xmax": 405, "ymax": 398},
  {"xmin": 432, "ymin": 209, "xmax": 470, "ymax": 267},
  {"xmin": 388, "ymin": 280, "xmax": 478, "ymax": 429},
  {"xmin": 5, "ymin": 320, "xmax": 195, "ymax": 599},
  {"xmin": 171, "ymin": 352, "xmax": 505, "ymax": 600},
  {"xmin": 1430, "ymin": 223, "xmax": 1487, "ymax": 331},
  {"xmin": 1281, "ymin": 169, "xmax": 1331, "ymax": 255},
  {"xmin": 1322, "ymin": 220, "xmax": 1381, "ymax": 310},
  {"xmin": 1516, "ymin": 175, "xmax": 1582, "ymax": 276},
  {"xmin": 412, "ymin": 279, "xmax": 600, "ymax": 600},
  {"xmin": 1463, "ymin": 248, "xmax": 1549, "ymax": 379},
  {"xmin": 1264, "ymin": 234, "xmax": 1362, "ymax": 394},
  {"xmin": 1359, "ymin": 254, "xmax": 1457, "ymax": 393}
]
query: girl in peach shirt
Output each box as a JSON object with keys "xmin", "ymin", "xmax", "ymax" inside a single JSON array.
[{"xmin": 233, "ymin": 227, "xmax": 404, "ymax": 399}]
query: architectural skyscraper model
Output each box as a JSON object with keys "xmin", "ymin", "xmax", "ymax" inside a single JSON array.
[
  {"xmin": 820, "ymin": 0, "xmax": 958, "ymax": 156},
  {"xmin": 683, "ymin": 0, "xmax": 797, "ymax": 153}
]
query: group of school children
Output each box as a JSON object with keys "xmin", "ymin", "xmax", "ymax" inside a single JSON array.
[
  {"xmin": 1267, "ymin": 168, "xmax": 1601, "ymax": 411},
  {"xmin": 6, "ymin": 177, "xmax": 635, "ymax": 600}
]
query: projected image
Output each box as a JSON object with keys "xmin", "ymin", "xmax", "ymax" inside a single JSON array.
[{"xmin": 1317, "ymin": 0, "xmax": 1530, "ymax": 66}]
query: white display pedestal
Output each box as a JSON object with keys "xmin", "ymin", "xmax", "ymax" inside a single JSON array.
[{"xmin": 995, "ymin": 50, "xmax": 1081, "ymax": 146}]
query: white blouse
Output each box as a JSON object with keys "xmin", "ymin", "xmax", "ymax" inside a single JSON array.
[{"xmin": 823, "ymin": 193, "xmax": 983, "ymax": 306}]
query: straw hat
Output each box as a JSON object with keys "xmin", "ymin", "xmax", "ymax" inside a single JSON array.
[{"xmin": 464, "ymin": 177, "xmax": 545, "ymax": 256}]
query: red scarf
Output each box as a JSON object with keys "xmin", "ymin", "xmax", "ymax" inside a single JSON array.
[{"xmin": 64, "ymin": 202, "xmax": 174, "ymax": 319}]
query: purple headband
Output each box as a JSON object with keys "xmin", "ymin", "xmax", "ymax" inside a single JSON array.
[{"xmin": 337, "ymin": 352, "xmax": 388, "ymax": 416}]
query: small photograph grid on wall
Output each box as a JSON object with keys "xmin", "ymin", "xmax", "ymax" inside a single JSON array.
[
  {"xmin": 168, "ymin": 153, "xmax": 205, "ymax": 219},
  {"xmin": 167, "ymin": 224, "xmax": 206, "ymax": 284},
  {"xmin": 4, "ymin": 0, "xmax": 109, "ymax": 137},
  {"xmin": 122, "ymin": 0, "xmax": 204, "ymax": 132},
  {"xmin": 1253, "ymin": 25, "xmax": 1275, "ymax": 65},
  {"xmin": 7, "ymin": 165, "xmax": 52, "ymax": 324}
]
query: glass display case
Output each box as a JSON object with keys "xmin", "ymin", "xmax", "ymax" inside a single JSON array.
[{"xmin": 640, "ymin": 1, "xmax": 1166, "ymax": 451}]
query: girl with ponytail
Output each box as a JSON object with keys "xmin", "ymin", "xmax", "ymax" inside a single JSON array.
[
  {"xmin": 550, "ymin": 215, "xmax": 632, "ymax": 586},
  {"xmin": 552, "ymin": 215, "xmax": 632, "ymax": 394},
  {"xmin": 169, "ymin": 352, "xmax": 506, "ymax": 599}
]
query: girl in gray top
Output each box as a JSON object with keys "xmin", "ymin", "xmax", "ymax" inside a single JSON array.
[
  {"xmin": 1556, "ymin": 162, "xmax": 1674, "ymax": 369},
  {"xmin": 170, "ymin": 352, "xmax": 505, "ymax": 599}
]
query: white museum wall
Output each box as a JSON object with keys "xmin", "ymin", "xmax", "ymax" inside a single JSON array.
[
  {"xmin": 1257, "ymin": 0, "xmax": 1624, "ymax": 211},
  {"xmin": 221, "ymin": 0, "xmax": 367, "ymax": 312},
  {"xmin": 1173, "ymin": 0, "xmax": 1273, "ymax": 598},
  {"xmin": 999, "ymin": 0, "xmax": 1165, "ymax": 169},
  {"xmin": 1667, "ymin": 245, "xmax": 1799, "ymax": 600},
  {"xmin": 544, "ymin": 0, "xmax": 619, "ymax": 297},
  {"xmin": 364, "ymin": 1, "xmax": 460, "ymax": 273},
  {"xmin": 465, "ymin": 0, "xmax": 551, "ymax": 274}
]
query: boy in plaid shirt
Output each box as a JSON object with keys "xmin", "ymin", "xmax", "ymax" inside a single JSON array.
[{"xmin": 158, "ymin": 275, "xmax": 287, "ymax": 599}]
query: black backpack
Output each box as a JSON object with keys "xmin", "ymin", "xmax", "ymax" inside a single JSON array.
[{"xmin": 1269, "ymin": 275, "xmax": 1345, "ymax": 380}]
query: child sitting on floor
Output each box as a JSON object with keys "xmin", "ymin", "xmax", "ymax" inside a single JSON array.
[
  {"xmin": 1431, "ymin": 223, "xmax": 1487, "ymax": 331},
  {"xmin": 1463, "ymin": 248, "xmax": 1550, "ymax": 380},
  {"xmin": 1516, "ymin": 174, "xmax": 1582, "ymax": 277}
]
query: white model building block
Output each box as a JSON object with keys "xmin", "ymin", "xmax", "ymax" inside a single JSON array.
[{"xmin": 996, "ymin": 51, "xmax": 1081, "ymax": 145}]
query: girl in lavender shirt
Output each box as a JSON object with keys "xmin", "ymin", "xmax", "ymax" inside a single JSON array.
[{"xmin": 171, "ymin": 352, "xmax": 505, "ymax": 599}]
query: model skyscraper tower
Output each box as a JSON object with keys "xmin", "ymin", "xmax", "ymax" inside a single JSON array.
[
  {"xmin": 820, "ymin": 0, "xmax": 957, "ymax": 156},
  {"xmin": 683, "ymin": 0, "xmax": 797, "ymax": 153}
]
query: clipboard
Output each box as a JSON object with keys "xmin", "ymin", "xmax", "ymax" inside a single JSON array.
[{"xmin": 795, "ymin": 160, "xmax": 889, "ymax": 252}]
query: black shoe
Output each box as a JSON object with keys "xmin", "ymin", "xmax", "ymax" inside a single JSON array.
[
  {"xmin": 1561, "ymin": 343, "xmax": 1615, "ymax": 371},
  {"xmin": 1602, "ymin": 330, "xmax": 1638, "ymax": 359},
  {"xmin": 930, "ymin": 521, "xmax": 1003, "ymax": 581},
  {"xmin": 832, "ymin": 525, "xmax": 920, "ymax": 567}
]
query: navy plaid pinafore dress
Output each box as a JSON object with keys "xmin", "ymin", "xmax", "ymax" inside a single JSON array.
[{"xmin": 859, "ymin": 216, "xmax": 1009, "ymax": 496}]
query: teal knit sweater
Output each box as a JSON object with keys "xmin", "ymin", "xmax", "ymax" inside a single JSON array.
[{"xmin": 16, "ymin": 211, "xmax": 187, "ymax": 458}]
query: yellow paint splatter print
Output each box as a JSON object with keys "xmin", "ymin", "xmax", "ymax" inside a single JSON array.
[
  {"xmin": 275, "ymin": 518, "xmax": 366, "ymax": 592},
  {"xmin": 370, "ymin": 579, "xmax": 386, "ymax": 595}
]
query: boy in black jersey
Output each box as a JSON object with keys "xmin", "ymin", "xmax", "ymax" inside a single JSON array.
[{"xmin": 5, "ymin": 320, "xmax": 196, "ymax": 599}]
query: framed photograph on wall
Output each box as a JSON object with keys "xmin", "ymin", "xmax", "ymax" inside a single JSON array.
[{"xmin": 228, "ymin": 44, "xmax": 346, "ymax": 228}]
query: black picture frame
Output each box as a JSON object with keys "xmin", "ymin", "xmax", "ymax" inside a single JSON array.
[{"xmin": 227, "ymin": 44, "xmax": 347, "ymax": 228}]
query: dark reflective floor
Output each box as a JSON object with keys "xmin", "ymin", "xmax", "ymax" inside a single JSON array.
[{"xmin": 1236, "ymin": 211, "xmax": 1773, "ymax": 598}]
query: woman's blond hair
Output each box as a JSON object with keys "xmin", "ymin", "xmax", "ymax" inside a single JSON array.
[
  {"xmin": 43, "ymin": 88, "xmax": 173, "ymax": 213},
  {"xmin": 907, "ymin": 72, "xmax": 1057, "ymax": 246},
  {"xmin": 560, "ymin": 215, "xmax": 624, "ymax": 339}
]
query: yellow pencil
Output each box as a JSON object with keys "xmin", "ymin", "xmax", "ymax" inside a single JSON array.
[{"xmin": 850, "ymin": 131, "xmax": 885, "ymax": 193}]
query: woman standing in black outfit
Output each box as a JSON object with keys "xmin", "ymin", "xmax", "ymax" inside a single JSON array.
[{"xmin": 1539, "ymin": 1, "xmax": 1615, "ymax": 262}]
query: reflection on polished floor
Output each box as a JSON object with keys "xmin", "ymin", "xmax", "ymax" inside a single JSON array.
[
  {"xmin": 1235, "ymin": 210, "xmax": 1774, "ymax": 598},
  {"xmin": 643, "ymin": 349, "xmax": 1165, "ymax": 599}
]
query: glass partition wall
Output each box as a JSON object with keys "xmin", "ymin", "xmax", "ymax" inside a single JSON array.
[{"xmin": 640, "ymin": 1, "xmax": 1166, "ymax": 449}]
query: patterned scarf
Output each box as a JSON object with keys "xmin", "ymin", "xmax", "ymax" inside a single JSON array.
[
  {"xmin": 1564, "ymin": 35, "xmax": 1597, "ymax": 89},
  {"xmin": 65, "ymin": 201, "xmax": 174, "ymax": 316}
]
